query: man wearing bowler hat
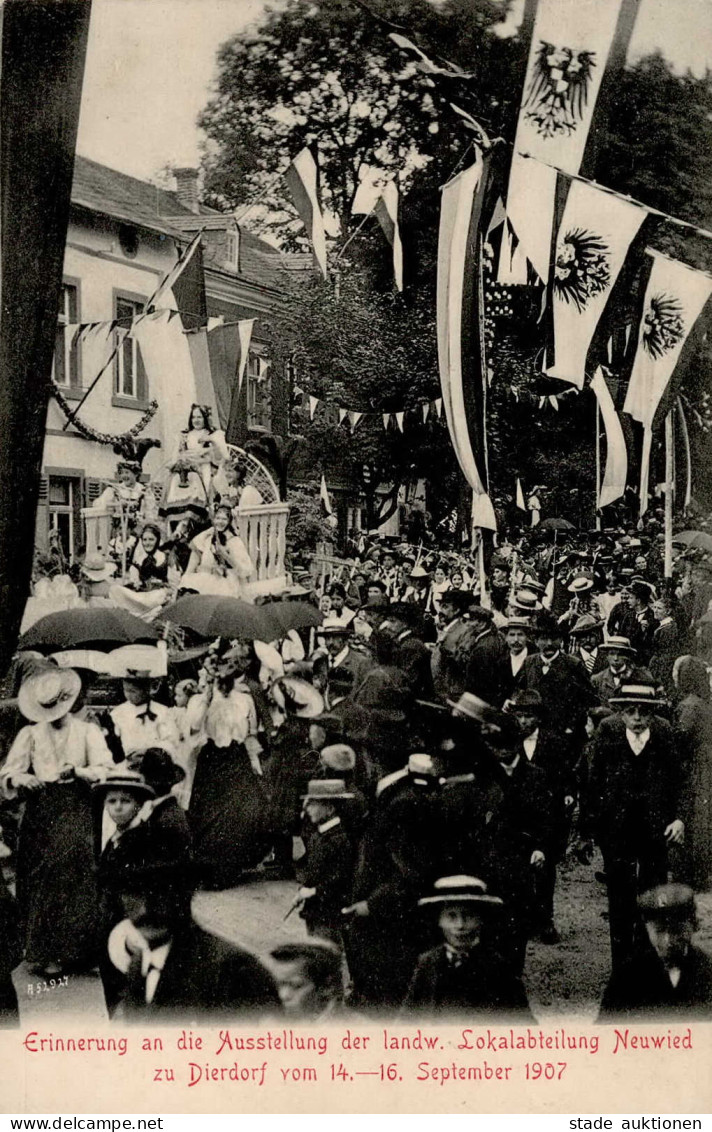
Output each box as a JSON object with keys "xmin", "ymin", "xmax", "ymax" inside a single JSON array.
[
  {"xmin": 401, "ymin": 875, "xmax": 533, "ymax": 1019},
  {"xmin": 430, "ymin": 589, "xmax": 473, "ymax": 703},
  {"xmin": 463, "ymin": 604, "xmax": 509, "ymax": 708},
  {"xmin": 319, "ymin": 622, "xmax": 372, "ymax": 705},
  {"xmin": 289, "ymin": 779, "xmax": 356, "ymax": 945},
  {"xmin": 579, "ymin": 683, "xmax": 688, "ymax": 969},
  {"xmin": 516, "ymin": 611, "xmax": 597, "ymax": 756},
  {"xmin": 599, "ymin": 884, "xmax": 712, "ymax": 1019}
]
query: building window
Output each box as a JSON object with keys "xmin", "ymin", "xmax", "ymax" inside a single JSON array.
[
  {"xmin": 53, "ymin": 282, "xmax": 80, "ymax": 388},
  {"xmin": 225, "ymin": 228, "xmax": 238, "ymax": 269},
  {"xmin": 48, "ymin": 475, "xmax": 80, "ymax": 561},
  {"xmin": 246, "ymin": 353, "xmax": 272, "ymax": 430},
  {"xmin": 114, "ymin": 294, "xmax": 148, "ymax": 401}
]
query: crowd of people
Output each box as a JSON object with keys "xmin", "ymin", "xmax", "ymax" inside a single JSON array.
[{"xmin": 3, "ymin": 503, "xmax": 712, "ymax": 1026}]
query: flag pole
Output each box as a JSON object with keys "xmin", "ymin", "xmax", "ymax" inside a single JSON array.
[
  {"xmin": 595, "ymin": 401, "xmax": 602, "ymax": 531},
  {"xmin": 664, "ymin": 411, "xmax": 674, "ymax": 579}
]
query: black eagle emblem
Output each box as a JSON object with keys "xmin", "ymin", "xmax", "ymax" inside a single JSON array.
[
  {"xmin": 524, "ymin": 41, "xmax": 596, "ymax": 138},
  {"xmin": 553, "ymin": 229, "xmax": 610, "ymax": 311},
  {"xmin": 642, "ymin": 294, "xmax": 685, "ymax": 360}
]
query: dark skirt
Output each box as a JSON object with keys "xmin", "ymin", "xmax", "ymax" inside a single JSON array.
[
  {"xmin": 188, "ymin": 740, "xmax": 271, "ymax": 889},
  {"xmin": 15, "ymin": 780, "xmax": 99, "ymax": 971}
]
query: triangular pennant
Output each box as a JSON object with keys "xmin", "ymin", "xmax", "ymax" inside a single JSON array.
[
  {"xmin": 338, "ymin": 408, "xmax": 347, "ymax": 425},
  {"xmin": 348, "ymin": 411, "xmax": 363, "ymax": 431},
  {"xmin": 382, "ymin": 413, "xmax": 391, "ymax": 430},
  {"xmin": 395, "ymin": 411, "xmax": 405, "ymax": 432},
  {"xmin": 421, "ymin": 402, "xmax": 430, "ymax": 423},
  {"xmin": 284, "ymin": 146, "xmax": 328, "ymax": 278},
  {"xmin": 207, "ymin": 316, "xmax": 225, "ymax": 332},
  {"xmin": 236, "ymin": 319, "xmax": 255, "ymax": 394},
  {"xmin": 516, "ymin": 477, "xmax": 527, "ymax": 511},
  {"xmin": 309, "ymin": 395, "xmax": 319, "ymax": 420},
  {"xmin": 434, "ymin": 398, "xmax": 443, "ymax": 418},
  {"xmin": 548, "ymin": 396, "xmax": 559, "ymax": 411}
]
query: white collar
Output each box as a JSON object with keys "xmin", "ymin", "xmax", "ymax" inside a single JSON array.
[
  {"xmin": 376, "ymin": 767, "xmax": 408, "ymax": 797},
  {"xmin": 318, "ymin": 816, "xmax": 341, "ymax": 834},
  {"xmin": 500, "ymin": 754, "xmax": 520, "ymax": 776},
  {"xmin": 522, "ymin": 729, "xmax": 539, "ymax": 756},
  {"xmin": 626, "ymin": 727, "xmax": 651, "ymax": 753},
  {"xmin": 332, "ymin": 645, "xmax": 349, "ymax": 668},
  {"xmin": 659, "ymin": 617, "xmax": 674, "ymax": 627},
  {"xmin": 541, "ymin": 651, "xmax": 560, "ymax": 667}
]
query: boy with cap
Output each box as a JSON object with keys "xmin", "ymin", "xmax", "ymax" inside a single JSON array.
[
  {"xmin": 291, "ymin": 779, "xmax": 356, "ymax": 945},
  {"xmin": 401, "ymin": 876, "xmax": 533, "ymax": 1019},
  {"xmin": 599, "ymin": 884, "xmax": 712, "ymax": 1019}
]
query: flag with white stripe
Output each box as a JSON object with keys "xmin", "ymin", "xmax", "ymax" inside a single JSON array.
[{"xmin": 285, "ymin": 146, "xmax": 328, "ymax": 279}]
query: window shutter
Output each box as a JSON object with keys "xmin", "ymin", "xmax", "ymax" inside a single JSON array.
[
  {"xmin": 136, "ymin": 344, "xmax": 148, "ymax": 402},
  {"xmin": 84, "ymin": 478, "xmax": 104, "ymax": 506},
  {"xmin": 34, "ymin": 476, "xmax": 50, "ymax": 553}
]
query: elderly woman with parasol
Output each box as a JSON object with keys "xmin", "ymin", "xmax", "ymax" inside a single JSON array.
[{"xmin": 0, "ymin": 662, "xmax": 112, "ymax": 976}]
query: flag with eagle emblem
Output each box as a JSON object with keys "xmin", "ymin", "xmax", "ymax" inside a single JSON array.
[
  {"xmin": 623, "ymin": 250, "xmax": 712, "ymax": 512},
  {"xmin": 499, "ymin": 0, "xmax": 630, "ymax": 285},
  {"xmin": 545, "ymin": 178, "xmax": 648, "ymax": 387}
]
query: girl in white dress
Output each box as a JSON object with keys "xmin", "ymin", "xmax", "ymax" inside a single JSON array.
[
  {"xmin": 179, "ymin": 505, "xmax": 253, "ymax": 598},
  {"xmin": 160, "ymin": 404, "xmax": 229, "ymax": 529}
]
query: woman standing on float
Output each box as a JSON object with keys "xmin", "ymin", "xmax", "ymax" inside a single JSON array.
[{"xmin": 160, "ymin": 403, "xmax": 228, "ymax": 529}]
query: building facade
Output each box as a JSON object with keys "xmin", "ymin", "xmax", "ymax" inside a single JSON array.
[{"xmin": 36, "ymin": 157, "xmax": 289, "ymax": 561}]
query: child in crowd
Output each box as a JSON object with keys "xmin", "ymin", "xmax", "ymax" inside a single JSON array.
[{"xmin": 291, "ymin": 779, "xmax": 356, "ymax": 945}]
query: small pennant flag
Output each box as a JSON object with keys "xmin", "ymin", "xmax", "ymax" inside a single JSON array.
[
  {"xmin": 207, "ymin": 316, "xmax": 225, "ymax": 332},
  {"xmin": 422, "ymin": 402, "xmax": 430, "ymax": 423},
  {"xmin": 516, "ymin": 478, "xmax": 527, "ymax": 511},
  {"xmin": 548, "ymin": 396, "xmax": 559, "ymax": 411},
  {"xmin": 284, "ymin": 146, "xmax": 328, "ymax": 279},
  {"xmin": 308, "ymin": 395, "xmax": 319, "ymax": 420},
  {"xmin": 434, "ymin": 398, "xmax": 443, "ymax": 418},
  {"xmin": 348, "ymin": 411, "xmax": 363, "ymax": 431},
  {"xmin": 395, "ymin": 411, "xmax": 405, "ymax": 432},
  {"xmin": 338, "ymin": 408, "xmax": 348, "ymax": 425},
  {"xmin": 374, "ymin": 182, "xmax": 403, "ymax": 292},
  {"xmin": 382, "ymin": 413, "xmax": 391, "ymax": 430}
]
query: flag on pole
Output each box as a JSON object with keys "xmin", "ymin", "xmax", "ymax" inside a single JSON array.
[
  {"xmin": 516, "ymin": 478, "xmax": 527, "ymax": 511},
  {"xmin": 500, "ymin": 0, "xmax": 628, "ymax": 284},
  {"xmin": 591, "ymin": 367, "xmax": 628, "ymax": 508},
  {"xmin": 436, "ymin": 150, "xmax": 497, "ymax": 530},
  {"xmin": 388, "ymin": 32, "xmax": 474, "ymax": 79},
  {"xmin": 284, "ymin": 146, "xmax": 328, "ymax": 278},
  {"xmin": 545, "ymin": 179, "xmax": 648, "ymax": 387},
  {"xmin": 623, "ymin": 251, "xmax": 712, "ymax": 512},
  {"xmin": 146, "ymin": 228, "xmax": 204, "ymax": 310},
  {"xmin": 374, "ymin": 182, "xmax": 404, "ymax": 292}
]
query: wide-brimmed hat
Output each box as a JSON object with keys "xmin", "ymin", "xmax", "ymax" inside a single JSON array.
[
  {"xmin": 519, "ymin": 574, "xmax": 545, "ymax": 596},
  {"xmin": 319, "ymin": 621, "xmax": 352, "ymax": 637},
  {"xmin": 569, "ymin": 613, "xmax": 604, "ymax": 637},
  {"xmin": 439, "ymin": 589, "xmax": 472, "ymax": 612},
  {"xmin": 638, "ymin": 884, "xmax": 696, "ymax": 924},
  {"xmin": 567, "ymin": 573, "xmax": 594, "ymax": 594},
  {"xmin": 511, "ymin": 590, "xmax": 543, "ymax": 613},
  {"xmin": 18, "ymin": 667, "xmax": 81, "ymax": 723},
  {"xmin": 111, "ymin": 644, "xmax": 167, "ymax": 680},
  {"xmin": 419, "ymin": 875, "xmax": 504, "ymax": 909},
  {"xmin": 302, "ymin": 778, "xmax": 354, "ymax": 801},
  {"xmin": 598, "ymin": 636, "xmax": 637, "ymax": 657},
  {"xmin": 532, "ymin": 611, "xmax": 561, "ymax": 639},
  {"xmin": 92, "ymin": 769, "xmax": 155, "ymax": 801},
  {"xmin": 320, "ymin": 743, "xmax": 356, "ymax": 772},
  {"xmin": 409, "ymin": 565, "xmax": 430, "ymax": 579},
  {"xmin": 81, "ymin": 554, "xmax": 117, "ymax": 583},
  {"xmin": 448, "ymin": 692, "xmax": 502, "ymax": 728},
  {"xmin": 608, "ymin": 682, "xmax": 666, "ymax": 708},
  {"xmin": 467, "ymin": 603, "xmax": 494, "ymax": 623},
  {"xmin": 272, "ymin": 676, "xmax": 325, "ymax": 719},
  {"xmin": 504, "ymin": 617, "xmax": 531, "ymax": 632}
]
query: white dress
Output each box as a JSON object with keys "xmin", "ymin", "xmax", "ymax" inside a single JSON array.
[
  {"xmin": 180, "ymin": 527, "xmax": 253, "ymax": 598},
  {"xmin": 160, "ymin": 428, "xmax": 229, "ymax": 525}
]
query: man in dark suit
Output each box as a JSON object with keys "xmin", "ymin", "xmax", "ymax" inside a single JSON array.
[
  {"xmin": 380, "ymin": 602, "xmax": 434, "ymax": 700},
  {"xmin": 105, "ymin": 864, "xmax": 280, "ymax": 1020},
  {"xmin": 649, "ymin": 593, "xmax": 682, "ymax": 696},
  {"xmin": 591, "ymin": 636, "xmax": 653, "ymax": 705},
  {"xmin": 505, "ymin": 690, "xmax": 577, "ymax": 943},
  {"xmin": 516, "ymin": 611, "xmax": 597, "ymax": 755},
  {"xmin": 402, "ymin": 876, "xmax": 533, "ymax": 1019},
  {"xmin": 579, "ymin": 683, "xmax": 688, "ymax": 969},
  {"xmin": 502, "ymin": 617, "xmax": 532, "ymax": 700},
  {"xmin": 463, "ymin": 605, "xmax": 509, "ymax": 708},
  {"xmin": 430, "ymin": 590, "xmax": 474, "ymax": 703},
  {"xmin": 320, "ymin": 623, "xmax": 372, "ymax": 705},
  {"xmin": 290, "ymin": 779, "xmax": 356, "ymax": 945},
  {"xmin": 599, "ymin": 884, "xmax": 712, "ymax": 1020}
]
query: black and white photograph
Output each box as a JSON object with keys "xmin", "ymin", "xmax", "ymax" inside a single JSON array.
[{"xmin": 1, "ymin": 0, "xmax": 712, "ymax": 1115}]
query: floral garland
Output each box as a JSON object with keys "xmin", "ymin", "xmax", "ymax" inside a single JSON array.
[{"xmin": 51, "ymin": 380, "xmax": 159, "ymax": 445}]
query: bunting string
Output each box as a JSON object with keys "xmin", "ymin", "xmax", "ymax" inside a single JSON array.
[
  {"xmin": 51, "ymin": 380, "xmax": 159, "ymax": 445},
  {"xmin": 295, "ymin": 386, "xmax": 445, "ymax": 431}
]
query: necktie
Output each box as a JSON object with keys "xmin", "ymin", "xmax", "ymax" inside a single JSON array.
[{"xmin": 138, "ymin": 705, "xmax": 157, "ymax": 723}]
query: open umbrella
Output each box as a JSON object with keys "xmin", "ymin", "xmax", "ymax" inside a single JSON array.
[
  {"xmin": 672, "ymin": 530, "xmax": 712, "ymax": 553},
  {"xmin": 538, "ymin": 518, "xmax": 576, "ymax": 532},
  {"xmin": 18, "ymin": 608, "xmax": 160, "ymax": 653},
  {"xmin": 156, "ymin": 595, "xmax": 281, "ymax": 642},
  {"xmin": 259, "ymin": 601, "xmax": 323, "ymax": 635}
]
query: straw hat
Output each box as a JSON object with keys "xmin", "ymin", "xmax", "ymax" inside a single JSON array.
[
  {"xmin": 302, "ymin": 778, "xmax": 355, "ymax": 801},
  {"xmin": 271, "ymin": 676, "xmax": 325, "ymax": 719},
  {"xmin": 608, "ymin": 683, "xmax": 666, "ymax": 708},
  {"xmin": 569, "ymin": 613, "xmax": 604, "ymax": 637},
  {"xmin": 92, "ymin": 769, "xmax": 155, "ymax": 801},
  {"xmin": 598, "ymin": 636, "xmax": 637, "ymax": 657},
  {"xmin": 418, "ymin": 875, "xmax": 504, "ymax": 909},
  {"xmin": 567, "ymin": 573, "xmax": 594, "ymax": 594},
  {"xmin": 81, "ymin": 554, "xmax": 117, "ymax": 583},
  {"xmin": 18, "ymin": 667, "xmax": 81, "ymax": 723}
]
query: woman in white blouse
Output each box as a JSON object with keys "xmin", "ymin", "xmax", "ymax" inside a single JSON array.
[
  {"xmin": 1, "ymin": 666, "xmax": 112, "ymax": 976},
  {"xmin": 180, "ymin": 505, "xmax": 253, "ymax": 599}
]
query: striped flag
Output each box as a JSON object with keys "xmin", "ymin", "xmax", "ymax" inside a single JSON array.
[
  {"xmin": 146, "ymin": 228, "xmax": 203, "ymax": 310},
  {"xmin": 436, "ymin": 149, "xmax": 497, "ymax": 531},
  {"xmin": 285, "ymin": 146, "xmax": 328, "ymax": 279},
  {"xmin": 320, "ymin": 473, "xmax": 334, "ymax": 516},
  {"xmin": 623, "ymin": 251, "xmax": 712, "ymax": 512},
  {"xmin": 499, "ymin": 0, "xmax": 631, "ymax": 284},
  {"xmin": 545, "ymin": 178, "xmax": 648, "ymax": 387},
  {"xmin": 591, "ymin": 367, "xmax": 628, "ymax": 508}
]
